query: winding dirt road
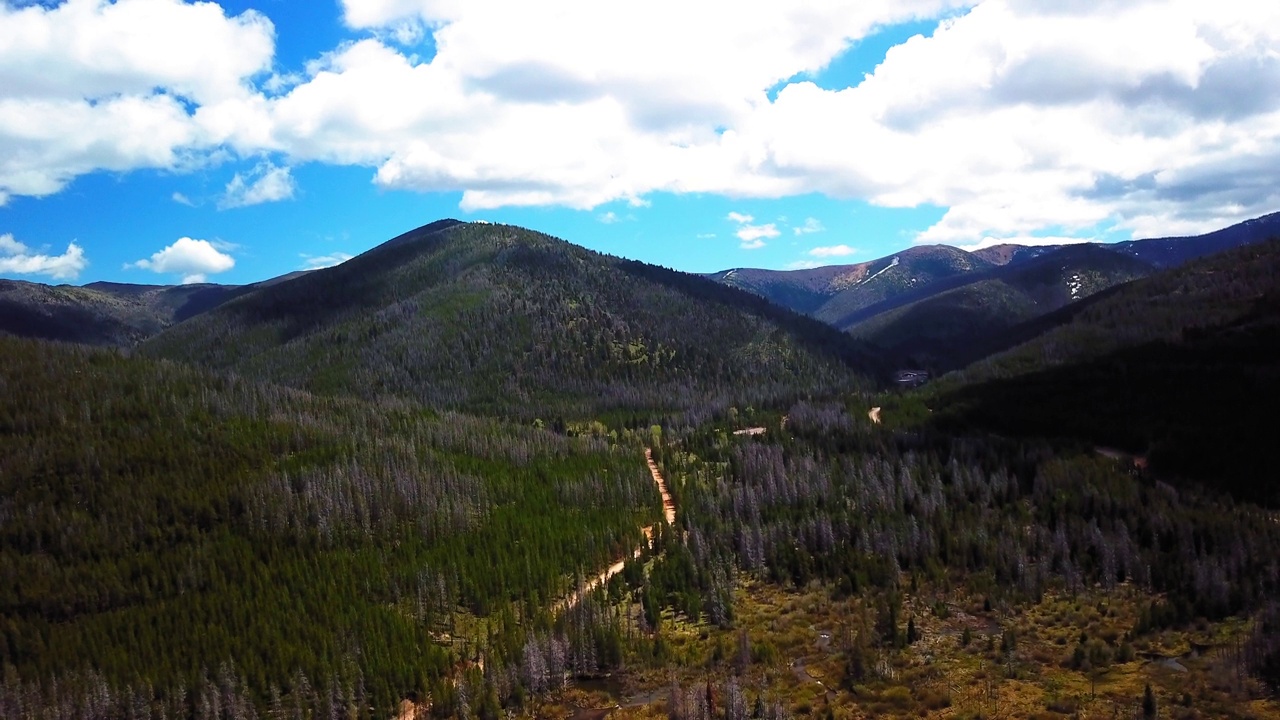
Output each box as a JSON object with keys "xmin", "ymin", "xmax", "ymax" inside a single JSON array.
[
  {"xmin": 868, "ymin": 407, "xmax": 882, "ymax": 424},
  {"xmin": 554, "ymin": 448, "xmax": 674, "ymax": 613}
]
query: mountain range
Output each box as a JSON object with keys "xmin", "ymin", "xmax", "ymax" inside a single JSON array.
[{"xmin": 708, "ymin": 211, "xmax": 1280, "ymax": 370}]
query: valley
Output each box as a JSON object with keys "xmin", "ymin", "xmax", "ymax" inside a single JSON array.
[{"xmin": 2, "ymin": 217, "xmax": 1279, "ymax": 720}]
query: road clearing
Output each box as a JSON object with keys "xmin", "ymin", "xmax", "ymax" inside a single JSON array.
[{"xmin": 554, "ymin": 448, "xmax": 674, "ymax": 613}]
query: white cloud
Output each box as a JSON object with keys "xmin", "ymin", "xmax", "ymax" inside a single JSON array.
[
  {"xmin": 808, "ymin": 244, "xmax": 857, "ymax": 258},
  {"xmin": 786, "ymin": 259, "xmax": 825, "ymax": 270},
  {"xmin": 0, "ymin": 234, "xmax": 24, "ymax": 255},
  {"xmin": 300, "ymin": 252, "xmax": 354, "ymax": 270},
  {"xmin": 6, "ymin": 0, "xmax": 1280, "ymax": 249},
  {"xmin": 220, "ymin": 162, "xmax": 297, "ymax": 209},
  {"xmin": 793, "ymin": 217, "xmax": 825, "ymax": 235},
  {"xmin": 696, "ymin": 233, "xmax": 717, "ymax": 239},
  {"xmin": 129, "ymin": 237, "xmax": 235, "ymax": 284},
  {"xmin": 0, "ymin": 0, "xmax": 274, "ymax": 202},
  {"xmin": 598, "ymin": 211, "xmax": 619, "ymax": 224},
  {"xmin": 727, "ymin": 210, "xmax": 779, "ymax": 248},
  {"xmin": 735, "ymin": 223, "xmax": 780, "ymax": 243},
  {"xmin": 172, "ymin": 191, "xmax": 195, "ymax": 206},
  {"xmin": 0, "ymin": 233, "xmax": 87, "ymax": 281},
  {"xmin": 957, "ymin": 235, "xmax": 1095, "ymax": 252}
]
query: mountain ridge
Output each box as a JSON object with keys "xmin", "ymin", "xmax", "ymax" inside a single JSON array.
[{"xmin": 142, "ymin": 220, "xmax": 882, "ymax": 419}]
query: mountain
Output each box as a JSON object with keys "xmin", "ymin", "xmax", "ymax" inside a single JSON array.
[
  {"xmin": 970, "ymin": 243, "xmax": 1065, "ymax": 266},
  {"xmin": 707, "ymin": 212, "xmax": 1280, "ymax": 347},
  {"xmin": 808, "ymin": 245, "xmax": 994, "ymax": 327},
  {"xmin": 1111, "ymin": 210, "xmax": 1280, "ymax": 267},
  {"xmin": 143, "ymin": 220, "xmax": 880, "ymax": 419},
  {"xmin": 0, "ymin": 274, "xmax": 308, "ymax": 346},
  {"xmin": 845, "ymin": 243, "xmax": 1154, "ymax": 369},
  {"xmin": 932, "ymin": 239, "xmax": 1280, "ymax": 504}
]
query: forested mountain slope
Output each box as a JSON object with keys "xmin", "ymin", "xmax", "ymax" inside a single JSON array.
[
  {"xmin": 0, "ymin": 336, "xmax": 655, "ymax": 714},
  {"xmin": 705, "ymin": 262, "xmax": 879, "ymax": 314},
  {"xmin": 1111, "ymin": 210, "xmax": 1280, "ymax": 268},
  {"xmin": 0, "ymin": 279, "xmax": 245, "ymax": 346},
  {"xmin": 144, "ymin": 221, "xmax": 880, "ymax": 419},
  {"xmin": 946, "ymin": 238, "xmax": 1280, "ymax": 385},
  {"xmin": 932, "ymin": 239, "xmax": 1280, "ymax": 504},
  {"xmin": 810, "ymin": 245, "xmax": 993, "ymax": 327}
]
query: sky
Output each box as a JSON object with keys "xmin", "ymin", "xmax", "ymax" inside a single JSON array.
[{"xmin": 2, "ymin": 0, "xmax": 1280, "ymax": 286}]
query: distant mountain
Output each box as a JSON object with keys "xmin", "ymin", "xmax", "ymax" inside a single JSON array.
[
  {"xmin": 144, "ymin": 220, "xmax": 880, "ymax": 419},
  {"xmin": 0, "ymin": 280, "xmax": 244, "ymax": 346},
  {"xmin": 946, "ymin": 237, "xmax": 1280, "ymax": 387},
  {"xmin": 809, "ymin": 245, "xmax": 994, "ymax": 328},
  {"xmin": 706, "ymin": 211, "xmax": 1280, "ymax": 370},
  {"xmin": 704, "ymin": 264, "xmax": 865, "ymax": 315},
  {"xmin": 0, "ymin": 271, "xmax": 320, "ymax": 347},
  {"xmin": 845, "ymin": 244, "xmax": 1154, "ymax": 369},
  {"xmin": 933, "ymin": 238, "xmax": 1280, "ymax": 505},
  {"xmin": 1111, "ymin": 211, "xmax": 1280, "ymax": 267},
  {"xmin": 970, "ymin": 243, "xmax": 1064, "ymax": 266}
]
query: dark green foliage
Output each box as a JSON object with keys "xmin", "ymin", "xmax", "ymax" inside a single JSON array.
[
  {"xmin": 1246, "ymin": 604, "xmax": 1280, "ymax": 695},
  {"xmin": 0, "ymin": 277, "xmax": 266, "ymax": 347},
  {"xmin": 144, "ymin": 222, "xmax": 876, "ymax": 420},
  {"xmin": 1143, "ymin": 682, "xmax": 1157, "ymax": 718},
  {"xmin": 653, "ymin": 400, "xmax": 1279, "ymax": 633},
  {"xmin": 934, "ymin": 244, "xmax": 1280, "ymax": 505},
  {"xmin": 947, "ymin": 237, "xmax": 1280, "ymax": 388},
  {"xmin": 0, "ymin": 337, "xmax": 655, "ymax": 715}
]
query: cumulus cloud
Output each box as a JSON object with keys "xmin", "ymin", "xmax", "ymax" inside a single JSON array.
[
  {"xmin": 0, "ymin": 233, "xmax": 87, "ymax": 281},
  {"xmin": 129, "ymin": 237, "xmax": 235, "ymax": 284},
  {"xmin": 300, "ymin": 252, "xmax": 354, "ymax": 270},
  {"xmin": 736, "ymin": 224, "xmax": 780, "ymax": 243},
  {"xmin": 0, "ymin": 0, "xmax": 274, "ymax": 202},
  {"xmin": 220, "ymin": 162, "xmax": 297, "ymax": 209},
  {"xmin": 7, "ymin": 0, "xmax": 1280, "ymax": 248},
  {"xmin": 786, "ymin": 259, "xmax": 825, "ymax": 270},
  {"xmin": 794, "ymin": 217, "xmax": 825, "ymax": 235},
  {"xmin": 808, "ymin": 244, "xmax": 857, "ymax": 258},
  {"xmin": 957, "ymin": 235, "xmax": 1094, "ymax": 252},
  {"xmin": 727, "ymin": 211, "xmax": 780, "ymax": 248}
]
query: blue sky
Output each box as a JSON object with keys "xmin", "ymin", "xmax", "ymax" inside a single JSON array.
[{"xmin": 2, "ymin": 1, "xmax": 1278, "ymax": 286}]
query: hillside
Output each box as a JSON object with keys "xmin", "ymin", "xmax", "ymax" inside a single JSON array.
[
  {"xmin": 846, "ymin": 244, "xmax": 1154, "ymax": 370},
  {"xmin": 704, "ymin": 262, "xmax": 873, "ymax": 314},
  {"xmin": 810, "ymin": 245, "xmax": 994, "ymax": 328},
  {"xmin": 1112, "ymin": 210, "xmax": 1280, "ymax": 268},
  {"xmin": 704, "ymin": 213, "xmax": 1280, "ymax": 369},
  {"xmin": 0, "ymin": 275, "xmax": 300, "ymax": 346},
  {"xmin": 143, "ymin": 220, "xmax": 880, "ymax": 420},
  {"xmin": 931, "ymin": 239, "xmax": 1280, "ymax": 504},
  {"xmin": 0, "ymin": 335, "xmax": 656, "ymax": 714},
  {"xmin": 947, "ymin": 238, "xmax": 1280, "ymax": 385}
]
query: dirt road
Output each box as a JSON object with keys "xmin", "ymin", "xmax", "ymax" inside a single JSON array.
[
  {"xmin": 868, "ymin": 407, "xmax": 881, "ymax": 424},
  {"xmin": 554, "ymin": 448, "xmax": 674, "ymax": 613}
]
